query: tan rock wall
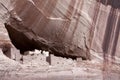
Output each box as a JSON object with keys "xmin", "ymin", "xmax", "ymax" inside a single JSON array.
[{"xmin": 0, "ymin": 0, "xmax": 120, "ymax": 60}]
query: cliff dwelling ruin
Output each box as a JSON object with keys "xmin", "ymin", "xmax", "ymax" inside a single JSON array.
[{"xmin": 0, "ymin": 0, "xmax": 120, "ymax": 80}]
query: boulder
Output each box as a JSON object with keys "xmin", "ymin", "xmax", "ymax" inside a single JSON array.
[{"xmin": 4, "ymin": 0, "xmax": 92, "ymax": 59}]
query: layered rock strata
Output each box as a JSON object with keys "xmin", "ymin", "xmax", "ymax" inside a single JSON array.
[
  {"xmin": 91, "ymin": 0, "xmax": 120, "ymax": 61},
  {"xmin": 0, "ymin": 0, "xmax": 120, "ymax": 60}
]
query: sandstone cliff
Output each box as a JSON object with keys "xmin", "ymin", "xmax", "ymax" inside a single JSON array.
[{"xmin": 0, "ymin": 0, "xmax": 120, "ymax": 61}]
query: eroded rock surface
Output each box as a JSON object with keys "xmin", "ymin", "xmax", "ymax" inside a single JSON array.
[
  {"xmin": 91, "ymin": 0, "xmax": 120, "ymax": 62},
  {"xmin": 4, "ymin": 0, "xmax": 92, "ymax": 59},
  {"xmin": 0, "ymin": 0, "xmax": 120, "ymax": 61},
  {"xmin": 0, "ymin": 0, "xmax": 120, "ymax": 80}
]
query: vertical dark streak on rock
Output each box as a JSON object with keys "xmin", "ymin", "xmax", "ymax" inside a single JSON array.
[
  {"xmin": 102, "ymin": 8, "xmax": 115, "ymax": 60},
  {"xmin": 97, "ymin": 0, "xmax": 120, "ymax": 73},
  {"xmin": 111, "ymin": 11, "xmax": 120, "ymax": 61},
  {"xmin": 108, "ymin": 9, "xmax": 117, "ymax": 54}
]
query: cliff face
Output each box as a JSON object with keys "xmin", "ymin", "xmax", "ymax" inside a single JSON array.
[
  {"xmin": 91, "ymin": 0, "xmax": 120, "ymax": 60},
  {"xmin": 0, "ymin": 0, "xmax": 120, "ymax": 60},
  {"xmin": 0, "ymin": 0, "xmax": 11, "ymax": 41},
  {"xmin": 4, "ymin": 0, "xmax": 92, "ymax": 59}
]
